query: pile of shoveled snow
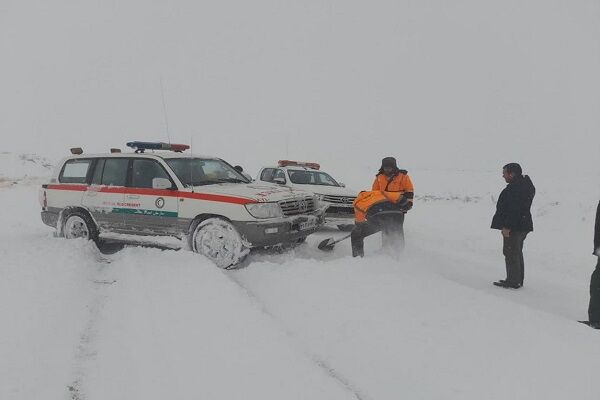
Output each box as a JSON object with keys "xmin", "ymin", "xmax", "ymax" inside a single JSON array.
[{"xmin": 0, "ymin": 152, "xmax": 55, "ymax": 186}]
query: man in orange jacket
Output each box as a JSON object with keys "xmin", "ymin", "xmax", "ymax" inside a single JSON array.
[{"xmin": 351, "ymin": 157, "xmax": 414, "ymax": 257}]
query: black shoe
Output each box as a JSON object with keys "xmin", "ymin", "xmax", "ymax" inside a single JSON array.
[
  {"xmin": 579, "ymin": 321, "xmax": 600, "ymax": 329},
  {"xmin": 509, "ymin": 283, "xmax": 523, "ymax": 289},
  {"xmin": 493, "ymin": 280, "xmax": 522, "ymax": 289}
]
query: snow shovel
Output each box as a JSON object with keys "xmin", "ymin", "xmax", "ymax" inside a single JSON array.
[{"xmin": 317, "ymin": 233, "xmax": 352, "ymax": 251}]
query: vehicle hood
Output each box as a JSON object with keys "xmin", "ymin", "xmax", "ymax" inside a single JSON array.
[
  {"xmin": 188, "ymin": 182, "xmax": 314, "ymax": 203},
  {"xmin": 292, "ymin": 184, "xmax": 358, "ymax": 198}
]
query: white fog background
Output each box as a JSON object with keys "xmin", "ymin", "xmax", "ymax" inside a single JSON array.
[
  {"xmin": 2, "ymin": 2, "xmax": 600, "ymax": 400},
  {"xmin": 1, "ymin": 0, "xmax": 599, "ymax": 187}
]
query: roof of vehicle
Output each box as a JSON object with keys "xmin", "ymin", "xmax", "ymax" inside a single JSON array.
[
  {"xmin": 62, "ymin": 152, "xmax": 219, "ymax": 160},
  {"xmin": 263, "ymin": 165, "xmax": 333, "ymax": 173},
  {"xmin": 277, "ymin": 160, "xmax": 320, "ymax": 170}
]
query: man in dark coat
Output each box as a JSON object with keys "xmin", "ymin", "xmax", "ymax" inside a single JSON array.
[
  {"xmin": 491, "ymin": 163, "xmax": 535, "ymax": 289},
  {"xmin": 585, "ymin": 201, "xmax": 600, "ymax": 328}
]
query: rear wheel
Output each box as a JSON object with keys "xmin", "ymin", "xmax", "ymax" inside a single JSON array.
[
  {"xmin": 191, "ymin": 218, "xmax": 249, "ymax": 269},
  {"xmin": 63, "ymin": 211, "xmax": 124, "ymax": 254},
  {"xmin": 63, "ymin": 211, "xmax": 98, "ymax": 242}
]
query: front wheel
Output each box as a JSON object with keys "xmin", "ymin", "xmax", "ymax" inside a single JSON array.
[{"xmin": 191, "ymin": 218, "xmax": 249, "ymax": 269}]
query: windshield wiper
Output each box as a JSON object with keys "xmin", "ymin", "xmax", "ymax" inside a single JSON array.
[
  {"xmin": 193, "ymin": 180, "xmax": 225, "ymax": 186},
  {"xmin": 192, "ymin": 178, "xmax": 247, "ymax": 186},
  {"xmin": 218, "ymin": 178, "xmax": 247, "ymax": 183}
]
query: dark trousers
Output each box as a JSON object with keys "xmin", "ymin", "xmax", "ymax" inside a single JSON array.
[
  {"xmin": 351, "ymin": 213, "xmax": 405, "ymax": 257},
  {"xmin": 502, "ymin": 231, "xmax": 528, "ymax": 285},
  {"xmin": 589, "ymin": 258, "xmax": 600, "ymax": 322}
]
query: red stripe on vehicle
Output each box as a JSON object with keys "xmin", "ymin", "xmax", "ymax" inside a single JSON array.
[
  {"xmin": 45, "ymin": 184, "xmax": 255, "ymax": 205},
  {"xmin": 179, "ymin": 192, "xmax": 255, "ymax": 205},
  {"xmin": 45, "ymin": 184, "xmax": 88, "ymax": 191}
]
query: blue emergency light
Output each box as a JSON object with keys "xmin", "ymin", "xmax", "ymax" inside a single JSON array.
[{"xmin": 126, "ymin": 141, "xmax": 190, "ymax": 153}]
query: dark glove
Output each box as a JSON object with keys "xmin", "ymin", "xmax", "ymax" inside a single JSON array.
[{"xmin": 397, "ymin": 196, "xmax": 411, "ymax": 211}]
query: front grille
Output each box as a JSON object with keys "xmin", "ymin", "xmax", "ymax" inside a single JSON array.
[
  {"xmin": 322, "ymin": 195, "xmax": 355, "ymax": 205},
  {"xmin": 279, "ymin": 197, "xmax": 316, "ymax": 216}
]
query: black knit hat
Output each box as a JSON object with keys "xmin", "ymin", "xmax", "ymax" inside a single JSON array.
[{"xmin": 381, "ymin": 157, "xmax": 398, "ymax": 169}]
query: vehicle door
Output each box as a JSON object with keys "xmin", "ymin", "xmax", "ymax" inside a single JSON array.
[
  {"xmin": 82, "ymin": 158, "xmax": 128, "ymax": 231},
  {"xmin": 121, "ymin": 158, "xmax": 179, "ymax": 236}
]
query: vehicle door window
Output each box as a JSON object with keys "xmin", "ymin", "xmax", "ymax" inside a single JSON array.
[
  {"xmin": 288, "ymin": 170, "xmax": 311, "ymax": 184},
  {"xmin": 260, "ymin": 168, "xmax": 275, "ymax": 182},
  {"xmin": 101, "ymin": 158, "xmax": 129, "ymax": 187},
  {"xmin": 131, "ymin": 159, "xmax": 172, "ymax": 188},
  {"xmin": 91, "ymin": 159, "xmax": 105, "ymax": 185},
  {"xmin": 59, "ymin": 159, "xmax": 92, "ymax": 184},
  {"xmin": 274, "ymin": 169, "xmax": 286, "ymax": 183}
]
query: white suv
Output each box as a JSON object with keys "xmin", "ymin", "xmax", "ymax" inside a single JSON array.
[
  {"xmin": 257, "ymin": 161, "xmax": 357, "ymax": 231},
  {"xmin": 39, "ymin": 142, "xmax": 324, "ymax": 268}
]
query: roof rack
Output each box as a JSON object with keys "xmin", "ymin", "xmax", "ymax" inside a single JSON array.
[
  {"xmin": 126, "ymin": 141, "xmax": 190, "ymax": 153},
  {"xmin": 278, "ymin": 160, "xmax": 320, "ymax": 170}
]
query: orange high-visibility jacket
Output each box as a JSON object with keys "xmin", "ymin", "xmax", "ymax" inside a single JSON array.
[
  {"xmin": 353, "ymin": 172, "xmax": 415, "ymax": 223},
  {"xmin": 372, "ymin": 172, "xmax": 414, "ymax": 194},
  {"xmin": 353, "ymin": 190, "xmax": 404, "ymax": 222}
]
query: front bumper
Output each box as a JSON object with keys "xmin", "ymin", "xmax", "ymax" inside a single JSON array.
[
  {"xmin": 232, "ymin": 213, "xmax": 324, "ymax": 248},
  {"xmin": 324, "ymin": 204, "xmax": 354, "ymax": 223}
]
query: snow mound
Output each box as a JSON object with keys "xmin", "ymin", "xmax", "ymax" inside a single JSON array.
[{"xmin": 0, "ymin": 152, "xmax": 55, "ymax": 187}]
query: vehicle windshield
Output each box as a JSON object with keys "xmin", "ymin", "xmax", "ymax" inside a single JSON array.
[
  {"xmin": 165, "ymin": 158, "xmax": 250, "ymax": 187},
  {"xmin": 287, "ymin": 170, "xmax": 340, "ymax": 186}
]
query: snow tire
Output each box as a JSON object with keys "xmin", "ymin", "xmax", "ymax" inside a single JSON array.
[
  {"xmin": 63, "ymin": 210, "xmax": 99, "ymax": 242},
  {"xmin": 191, "ymin": 218, "xmax": 249, "ymax": 269}
]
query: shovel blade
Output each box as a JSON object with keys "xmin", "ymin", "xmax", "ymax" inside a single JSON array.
[{"xmin": 317, "ymin": 237, "xmax": 336, "ymax": 251}]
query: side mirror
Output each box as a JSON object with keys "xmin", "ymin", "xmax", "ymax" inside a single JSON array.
[
  {"xmin": 339, "ymin": 182, "xmax": 346, "ymax": 187},
  {"xmin": 153, "ymin": 177, "xmax": 173, "ymax": 190},
  {"xmin": 273, "ymin": 177, "xmax": 286, "ymax": 185}
]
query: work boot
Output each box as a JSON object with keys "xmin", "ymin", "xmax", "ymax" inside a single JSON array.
[
  {"xmin": 352, "ymin": 245, "xmax": 364, "ymax": 258},
  {"xmin": 493, "ymin": 281, "xmax": 522, "ymax": 289}
]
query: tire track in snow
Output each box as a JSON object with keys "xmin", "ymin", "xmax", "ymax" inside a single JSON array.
[
  {"xmin": 67, "ymin": 257, "xmax": 115, "ymax": 400},
  {"xmin": 225, "ymin": 271, "xmax": 370, "ymax": 400}
]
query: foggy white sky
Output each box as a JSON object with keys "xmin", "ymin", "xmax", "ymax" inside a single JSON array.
[{"xmin": 1, "ymin": 0, "xmax": 599, "ymax": 182}]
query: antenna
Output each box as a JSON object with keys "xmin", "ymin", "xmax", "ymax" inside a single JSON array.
[
  {"xmin": 160, "ymin": 77, "xmax": 171, "ymax": 144},
  {"xmin": 190, "ymin": 136, "xmax": 194, "ymax": 193}
]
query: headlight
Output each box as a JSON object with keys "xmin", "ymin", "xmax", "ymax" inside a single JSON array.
[
  {"xmin": 245, "ymin": 203, "xmax": 284, "ymax": 219},
  {"xmin": 314, "ymin": 194, "xmax": 325, "ymax": 208}
]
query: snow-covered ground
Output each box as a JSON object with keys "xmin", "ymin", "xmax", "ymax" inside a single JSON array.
[
  {"xmin": 2, "ymin": 164, "xmax": 599, "ymax": 400},
  {"xmin": 2, "ymin": 1, "xmax": 599, "ymax": 397}
]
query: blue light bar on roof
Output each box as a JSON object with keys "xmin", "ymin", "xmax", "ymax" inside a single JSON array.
[{"xmin": 126, "ymin": 141, "xmax": 190, "ymax": 153}]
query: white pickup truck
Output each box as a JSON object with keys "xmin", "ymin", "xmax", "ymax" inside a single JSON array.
[{"xmin": 257, "ymin": 160, "xmax": 357, "ymax": 231}]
